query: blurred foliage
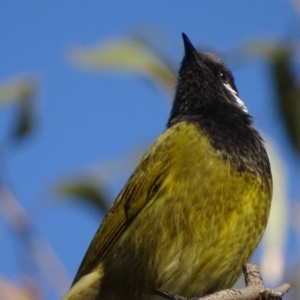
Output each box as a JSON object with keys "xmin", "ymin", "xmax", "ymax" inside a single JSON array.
[
  {"xmin": 71, "ymin": 35, "xmax": 176, "ymax": 96},
  {"xmin": 56, "ymin": 177, "xmax": 110, "ymax": 213},
  {"xmin": 0, "ymin": 27, "xmax": 300, "ymax": 300},
  {"xmin": 55, "ymin": 144, "xmax": 150, "ymax": 210},
  {"xmin": 0, "ymin": 276, "xmax": 38, "ymax": 300},
  {"xmin": 0, "ymin": 186, "xmax": 70, "ymax": 300},
  {"xmin": 260, "ymin": 138, "xmax": 288, "ymax": 285},
  {"xmin": 270, "ymin": 47, "xmax": 300, "ymax": 154},
  {"xmin": 0, "ymin": 77, "xmax": 36, "ymax": 141}
]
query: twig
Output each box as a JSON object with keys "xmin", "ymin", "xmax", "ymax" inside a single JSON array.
[{"xmin": 155, "ymin": 264, "xmax": 291, "ymax": 300}]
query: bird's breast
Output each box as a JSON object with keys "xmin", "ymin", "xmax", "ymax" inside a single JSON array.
[{"xmin": 143, "ymin": 123, "xmax": 272, "ymax": 297}]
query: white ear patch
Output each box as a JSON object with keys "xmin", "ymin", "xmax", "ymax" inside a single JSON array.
[{"xmin": 223, "ymin": 83, "xmax": 248, "ymax": 113}]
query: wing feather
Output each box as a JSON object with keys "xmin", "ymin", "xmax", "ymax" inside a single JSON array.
[{"xmin": 72, "ymin": 143, "xmax": 168, "ymax": 285}]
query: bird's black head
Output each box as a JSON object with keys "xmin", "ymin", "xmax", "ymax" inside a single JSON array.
[
  {"xmin": 167, "ymin": 33, "xmax": 271, "ymax": 176},
  {"xmin": 168, "ymin": 33, "xmax": 250, "ymax": 127}
]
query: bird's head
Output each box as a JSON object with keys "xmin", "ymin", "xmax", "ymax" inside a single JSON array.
[{"xmin": 168, "ymin": 33, "xmax": 249, "ymax": 127}]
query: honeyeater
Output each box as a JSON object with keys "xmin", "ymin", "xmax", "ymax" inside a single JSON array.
[{"xmin": 63, "ymin": 33, "xmax": 272, "ymax": 300}]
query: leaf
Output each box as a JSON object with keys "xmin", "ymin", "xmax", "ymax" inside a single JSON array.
[
  {"xmin": 70, "ymin": 36, "xmax": 176, "ymax": 96},
  {"xmin": 56, "ymin": 177, "xmax": 110, "ymax": 213},
  {"xmin": 12, "ymin": 99, "xmax": 34, "ymax": 140},
  {"xmin": 259, "ymin": 137, "xmax": 289, "ymax": 285},
  {"xmin": 0, "ymin": 78, "xmax": 35, "ymax": 107},
  {"xmin": 54, "ymin": 143, "xmax": 151, "ymax": 215},
  {"xmin": 224, "ymin": 41, "xmax": 300, "ymax": 156},
  {"xmin": 0, "ymin": 77, "xmax": 37, "ymax": 140},
  {"xmin": 270, "ymin": 48, "xmax": 300, "ymax": 154}
]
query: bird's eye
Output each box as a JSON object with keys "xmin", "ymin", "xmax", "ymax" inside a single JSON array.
[{"xmin": 219, "ymin": 70, "xmax": 229, "ymax": 83}]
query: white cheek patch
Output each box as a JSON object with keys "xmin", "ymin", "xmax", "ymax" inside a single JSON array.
[{"xmin": 223, "ymin": 83, "xmax": 248, "ymax": 113}]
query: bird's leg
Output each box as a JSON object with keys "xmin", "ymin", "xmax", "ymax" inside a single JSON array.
[
  {"xmin": 155, "ymin": 288, "xmax": 200, "ymax": 300},
  {"xmin": 154, "ymin": 288, "xmax": 190, "ymax": 300}
]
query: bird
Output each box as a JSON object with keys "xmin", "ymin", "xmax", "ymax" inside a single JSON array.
[{"xmin": 62, "ymin": 33, "xmax": 272, "ymax": 300}]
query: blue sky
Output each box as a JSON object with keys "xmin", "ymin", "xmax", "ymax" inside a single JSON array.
[{"xmin": 0, "ymin": 1, "xmax": 299, "ymax": 299}]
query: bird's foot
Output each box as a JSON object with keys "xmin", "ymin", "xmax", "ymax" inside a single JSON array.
[
  {"xmin": 155, "ymin": 263, "xmax": 291, "ymax": 300},
  {"xmin": 155, "ymin": 288, "xmax": 188, "ymax": 300}
]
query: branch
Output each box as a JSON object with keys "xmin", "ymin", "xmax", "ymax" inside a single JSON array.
[{"xmin": 155, "ymin": 264, "xmax": 291, "ymax": 300}]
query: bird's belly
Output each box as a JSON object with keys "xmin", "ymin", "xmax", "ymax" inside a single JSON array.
[
  {"xmin": 152, "ymin": 214, "xmax": 255, "ymax": 297},
  {"xmin": 102, "ymin": 171, "xmax": 270, "ymax": 300},
  {"xmin": 155, "ymin": 231, "xmax": 249, "ymax": 298},
  {"xmin": 144, "ymin": 184, "xmax": 269, "ymax": 297}
]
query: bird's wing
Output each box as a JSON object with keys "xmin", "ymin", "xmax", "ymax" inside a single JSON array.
[{"xmin": 72, "ymin": 135, "xmax": 170, "ymax": 285}]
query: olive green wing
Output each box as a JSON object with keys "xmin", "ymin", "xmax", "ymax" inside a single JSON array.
[{"xmin": 72, "ymin": 143, "xmax": 168, "ymax": 285}]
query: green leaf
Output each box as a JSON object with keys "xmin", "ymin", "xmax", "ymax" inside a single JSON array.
[
  {"xmin": 0, "ymin": 78, "xmax": 35, "ymax": 106},
  {"xmin": 259, "ymin": 136, "xmax": 289, "ymax": 285},
  {"xmin": 70, "ymin": 36, "xmax": 176, "ymax": 95},
  {"xmin": 270, "ymin": 48, "xmax": 300, "ymax": 154},
  {"xmin": 0, "ymin": 77, "xmax": 37, "ymax": 140},
  {"xmin": 12, "ymin": 98, "xmax": 34, "ymax": 140},
  {"xmin": 56, "ymin": 178, "xmax": 110, "ymax": 214}
]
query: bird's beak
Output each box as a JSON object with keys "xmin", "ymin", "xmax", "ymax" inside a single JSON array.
[{"xmin": 182, "ymin": 33, "xmax": 198, "ymax": 59}]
